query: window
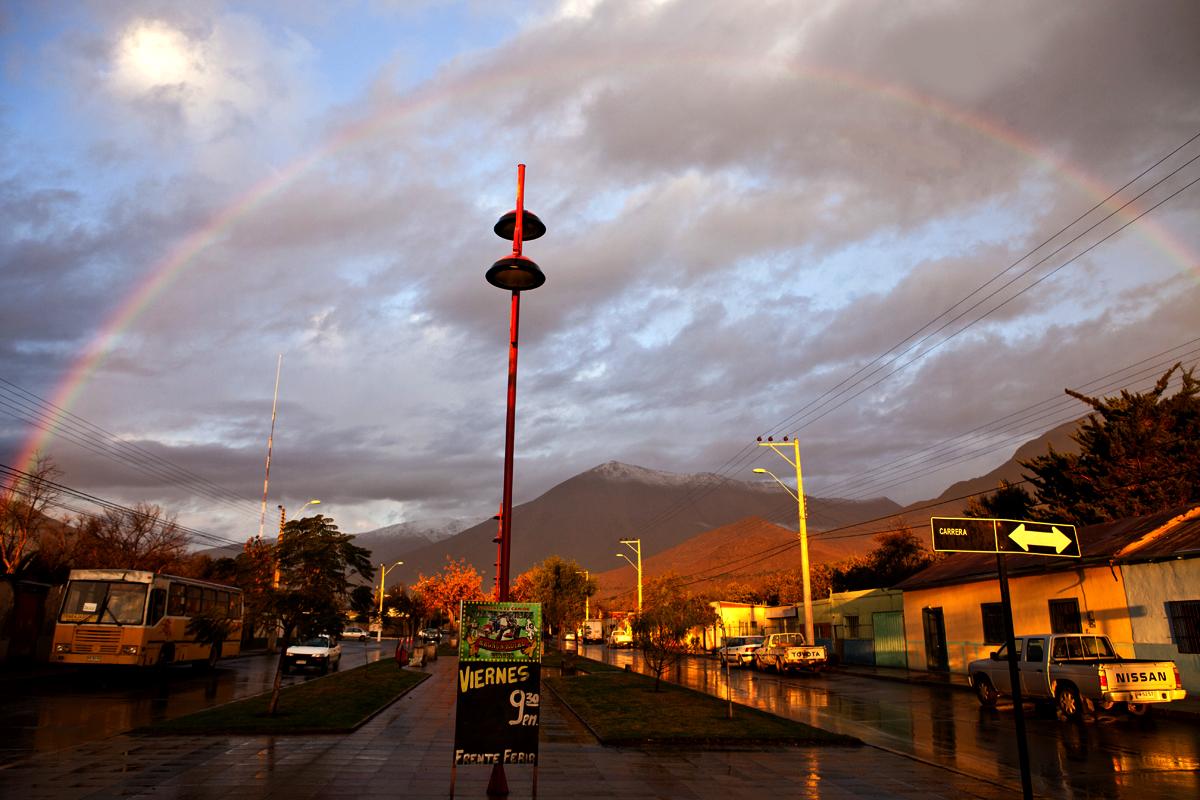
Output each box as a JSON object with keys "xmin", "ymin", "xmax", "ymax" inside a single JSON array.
[
  {"xmin": 185, "ymin": 585, "xmax": 202, "ymax": 615},
  {"xmin": 1166, "ymin": 600, "xmax": 1200, "ymax": 654},
  {"xmin": 995, "ymin": 639, "xmax": 1022, "ymax": 660},
  {"xmin": 148, "ymin": 588, "xmax": 167, "ymax": 625},
  {"xmin": 981, "ymin": 603, "xmax": 1005, "ymax": 644},
  {"xmin": 1025, "ymin": 638, "xmax": 1045, "ymax": 662},
  {"xmin": 168, "ymin": 584, "xmax": 186, "ymax": 616},
  {"xmin": 1049, "ymin": 599, "xmax": 1081, "ymax": 634},
  {"xmin": 201, "ymin": 588, "xmax": 216, "ymax": 612},
  {"xmin": 846, "ymin": 615, "xmax": 860, "ymax": 639}
]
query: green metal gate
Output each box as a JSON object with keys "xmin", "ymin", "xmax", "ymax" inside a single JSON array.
[{"xmin": 872, "ymin": 610, "xmax": 907, "ymax": 668}]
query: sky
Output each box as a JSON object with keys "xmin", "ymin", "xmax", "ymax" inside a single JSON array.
[{"xmin": 2, "ymin": 0, "xmax": 1198, "ymax": 550}]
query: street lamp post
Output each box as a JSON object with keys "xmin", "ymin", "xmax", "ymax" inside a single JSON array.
[
  {"xmin": 617, "ymin": 538, "xmax": 642, "ymax": 613},
  {"xmin": 377, "ymin": 561, "xmax": 404, "ymax": 643},
  {"xmin": 487, "ymin": 164, "xmax": 547, "ymax": 603},
  {"xmin": 755, "ymin": 436, "xmax": 814, "ymax": 644}
]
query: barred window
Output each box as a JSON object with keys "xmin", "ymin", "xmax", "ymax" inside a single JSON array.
[
  {"xmin": 981, "ymin": 603, "xmax": 1005, "ymax": 644},
  {"xmin": 1049, "ymin": 599, "xmax": 1081, "ymax": 634},
  {"xmin": 846, "ymin": 615, "xmax": 860, "ymax": 639},
  {"xmin": 1166, "ymin": 600, "xmax": 1200, "ymax": 655}
]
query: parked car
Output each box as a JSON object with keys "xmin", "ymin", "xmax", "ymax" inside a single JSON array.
[
  {"xmin": 341, "ymin": 627, "xmax": 369, "ymax": 641},
  {"xmin": 606, "ymin": 627, "xmax": 633, "ymax": 649},
  {"xmin": 419, "ymin": 628, "xmax": 442, "ymax": 643},
  {"xmin": 284, "ymin": 635, "xmax": 341, "ymax": 675},
  {"xmin": 718, "ymin": 636, "xmax": 765, "ymax": 668},
  {"xmin": 753, "ymin": 632, "xmax": 827, "ymax": 674},
  {"xmin": 967, "ymin": 633, "xmax": 1186, "ymax": 718}
]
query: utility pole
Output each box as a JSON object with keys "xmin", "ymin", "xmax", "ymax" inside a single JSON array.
[
  {"xmin": 618, "ymin": 539, "xmax": 642, "ymax": 612},
  {"xmin": 755, "ymin": 436, "xmax": 813, "ymax": 644}
]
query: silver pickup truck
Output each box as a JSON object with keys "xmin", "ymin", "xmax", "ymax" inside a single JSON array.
[
  {"xmin": 967, "ymin": 633, "xmax": 1186, "ymax": 719},
  {"xmin": 753, "ymin": 632, "xmax": 827, "ymax": 674}
]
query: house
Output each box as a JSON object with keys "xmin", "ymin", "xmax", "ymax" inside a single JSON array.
[
  {"xmin": 893, "ymin": 505, "xmax": 1200, "ymax": 692},
  {"xmin": 829, "ymin": 588, "xmax": 906, "ymax": 666}
]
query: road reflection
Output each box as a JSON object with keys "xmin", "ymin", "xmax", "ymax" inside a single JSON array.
[
  {"xmin": 576, "ymin": 644, "xmax": 1200, "ymax": 800},
  {"xmin": 0, "ymin": 638, "xmax": 397, "ymax": 765}
]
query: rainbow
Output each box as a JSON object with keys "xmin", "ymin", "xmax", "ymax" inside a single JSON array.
[{"xmin": 11, "ymin": 54, "xmax": 1199, "ymax": 486}]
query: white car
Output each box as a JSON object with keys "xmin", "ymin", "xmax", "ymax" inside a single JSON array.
[
  {"xmin": 341, "ymin": 627, "xmax": 369, "ymax": 641},
  {"xmin": 284, "ymin": 635, "xmax": 341, "ymax": 675},
  {"xmin": 718, "ymin": 636, "xmax": 765, "ymax": 667}
]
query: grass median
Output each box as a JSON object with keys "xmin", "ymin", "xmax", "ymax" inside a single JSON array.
[
  {"xmin": 135, "ymin": 658, "xmax": 430, "ymax": 735},
  {"xmin": 545, "ymin": 669, "xmax": 859, "ymax": 746}
]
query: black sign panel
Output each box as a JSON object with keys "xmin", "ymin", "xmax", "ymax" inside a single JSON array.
[
  {"xmin": 453, "ymin": 661, "xmax": 540, "ymax": 766},
  {"xmin": 931, "ymin": 517, "xmax": 1080, "ymax": 557}
]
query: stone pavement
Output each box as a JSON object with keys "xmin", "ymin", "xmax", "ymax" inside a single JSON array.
[{"xmin": 0, "ymin": 656, "xmax": 1026, "ymax": 799}]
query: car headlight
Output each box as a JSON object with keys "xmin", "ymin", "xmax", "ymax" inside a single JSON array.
[
  {"xmin": 121, "ymin": 645, "xmax": 139, "ymax": 655},
  {"xmin": 54, "ymin": 643, "xmax": 71, "ymax": 653}
]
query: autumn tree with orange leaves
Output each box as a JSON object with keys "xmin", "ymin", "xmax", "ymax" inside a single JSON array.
[{"xmin": 414, "ymin": 556, "xmax": 484, "ymax": 630}]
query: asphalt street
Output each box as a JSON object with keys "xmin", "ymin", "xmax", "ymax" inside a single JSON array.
[
  {"xmin": 577, "ymin": 643, "xmax": 1200, "ymax": 800},
  {"xmin": 0, "ymin": 637, "xmax": 395, "ymax": 767}
]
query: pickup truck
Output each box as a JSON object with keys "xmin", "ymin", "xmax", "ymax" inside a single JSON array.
[
  {"xmin": 606, "ymin": 625, "xmax": 633, "ymax": 649},
  {"xmin": 753, "ymin": 632, "xmax": 827, "ymax": 674},
  {"xmin": 967, "ymin": 633, "xmax": 1186, "ymax": 719}
]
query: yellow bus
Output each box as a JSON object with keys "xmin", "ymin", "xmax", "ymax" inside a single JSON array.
[{"xmin": 52, "ymin": 569, "xmax": 243, "ymax": 669}]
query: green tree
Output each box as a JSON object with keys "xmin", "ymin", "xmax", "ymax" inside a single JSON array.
[
  {"xmin": 630, "ymin": 571, "xmax": 717, "ymax": 692},
  {"xmin": 964, "ymin": 480, "xmax": 1037, "ymax": 520},
  {"xmin": 518, "ymin": 556, "xmax": 597, "ymax": 653},
  {"xmin": 235, "ymin": 514, "xmax": 373, "ymax": 715},
  {"xmin": 1020, "ymin": 363, "xmax": 1200, "ymax": 525},
  {"xmin": 831, "ymin": 521, "xmax": 942, "ymax": 592}
]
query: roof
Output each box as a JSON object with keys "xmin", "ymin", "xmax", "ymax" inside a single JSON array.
[{"xmin": 894, "ymin": 504, "xmax": 1200, "ymax": 591}]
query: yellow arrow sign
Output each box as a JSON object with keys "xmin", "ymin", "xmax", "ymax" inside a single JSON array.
[{"xmin": 1007, "ymin": 523, "xmax": 1073, "ymax": 553}]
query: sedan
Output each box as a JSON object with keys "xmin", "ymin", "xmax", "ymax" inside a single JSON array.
[
  {"xmin": 284, "ymin": 635, "xmax": 341, "ymax": 675},
  {"xmin": 718, "ymin": 636, "xmax": 765, "ymax": 667},
  {"xmin": 419, "ymin": 628, "xmax": 442, "ymax": 643},
  {"xmin": 341, "ymin": 627, "xmax": 369, "ymax": 641}
]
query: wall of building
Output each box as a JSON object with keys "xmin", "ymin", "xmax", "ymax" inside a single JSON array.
[
  {"xmin": 902, "ymin": 565, "xmax": 1135, "ymax": 673},
  {"xmin": 830, "ymin": 588, "xmax": 904, "ymax": 639},
  {"xmin": 1121, "ymin": 558, "xmax": 1200, "ymax": 693}
]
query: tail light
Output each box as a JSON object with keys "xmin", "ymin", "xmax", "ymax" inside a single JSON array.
[
  {"xmin": 1098, "ymin": 670, "xmax": 1108, "ymax": 691},
  {"xmin": 1174, "ymin": 665, "xmax": 1183, "ymax": 690}
]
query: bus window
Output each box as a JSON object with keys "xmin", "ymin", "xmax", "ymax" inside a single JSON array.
[
  {"xmin": 148, "ymin": 588, "xmax": 167, "ymax": 625},
  {"xmin": 185, "ymin": 585, "xmax": 202, "ymax": 615},
  {"xmin": 217, "ymin": 591, "xmax": 229, "ymax": 615},
  {"xmin": 59, "ymin": 580, "xmax": 147, "ymax": 625},
  {"xmin": 168, "ymin": 584, "xmax": 186, "ymax": 616},
  {"xmin": 202, "ymin": 588, "xmax": 216, "ymax": 612},
  {"xmin": 230, "ymin": 595, "xmax": 243, "ymax": 620}
]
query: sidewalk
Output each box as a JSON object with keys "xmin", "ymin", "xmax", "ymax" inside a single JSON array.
[
  {"xmin": 830, "ymin": 660, "xmax": 1200, "ymax": 720},
  {"xmin": 0, "ymin": 655, "xmax": 1025, "ymax": 799}
]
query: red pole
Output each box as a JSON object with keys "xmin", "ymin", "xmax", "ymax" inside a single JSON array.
[{"xmin": 498, "ymin": 165, "xmax": 526, "ymax": 602}]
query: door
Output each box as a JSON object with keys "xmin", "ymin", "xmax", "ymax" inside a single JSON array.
[
  {"xmin": 873, "ymin": 611, "xmax": 907, "ymax": 668},
  {"xmin": 1019, "ymin": 637, "xmax": 1051, "ymax": 697},
  {"xmin": 923, "ymin": 607, "xmax": 948, "ymax": 672}
]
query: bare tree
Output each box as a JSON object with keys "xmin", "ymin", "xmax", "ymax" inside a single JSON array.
[
  {"xmin": 1, "ymin": 453, "xmax": 64, "ymax": 576},
  {"xmin": 74, "ymin": 502, "xmax": 191, "ymax": 573}
]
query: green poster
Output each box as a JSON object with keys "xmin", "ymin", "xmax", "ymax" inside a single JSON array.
[{"xmin": 459, "ymin": 601, "xmax": 542, "ymax": 661}]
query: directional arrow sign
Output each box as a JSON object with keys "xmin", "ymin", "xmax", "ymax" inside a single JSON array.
[
  {"xmin": 1006, "ymin": 523, "xmax": 1073, "ymax": 553},
  {"xmin": 997, "ymin": 519, "xmax": 1080, "ymax": 557},
  {"xmin": 931, "ymin": 517, "xmax": 1080, "ymax": 557}
]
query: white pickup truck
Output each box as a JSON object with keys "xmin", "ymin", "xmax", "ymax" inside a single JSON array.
[
  {"xmin": 967, "ymin": 633, "xmax": 1186, "ymax": 719},
  {"xmin": 753, "ymin": 633, "xmax": 827, "ymax": 674}
]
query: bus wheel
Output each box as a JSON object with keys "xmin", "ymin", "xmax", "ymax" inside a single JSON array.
[{"xmin": 192, "ymin": 646, "xmax": 218, "ymax": 672}]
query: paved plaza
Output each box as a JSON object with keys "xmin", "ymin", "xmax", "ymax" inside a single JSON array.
[{"xmin": 0, "ymin": 657, "xmax": 1026, "ymax": 799}]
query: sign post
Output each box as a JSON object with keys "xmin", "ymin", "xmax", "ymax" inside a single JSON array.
[
  {"xmin": 452, "ymin": 600, "xmax": 543, "ymax": 798},
  {"xmin": 930, "ymin": 517, "xmax": 1080, "ymax": 800}
]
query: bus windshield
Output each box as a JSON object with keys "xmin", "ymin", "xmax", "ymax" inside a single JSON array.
[{"xmin": 60, "ymin": 581, "xmax": 148, "ymax": 625}]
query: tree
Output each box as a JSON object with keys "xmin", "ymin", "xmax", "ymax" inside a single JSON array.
[
  {"xmin": 1021, "ymin": 363, "xmax": 1200, "ymax": 525},
  {"xmin": 515, "ymin": 556, "xmax": 597, "ymax": 653},
  {"xmin": 1, "ymin": 453, "xmax": 64, "ymax": 577},
  {"xmin": 964, "ymin": 480, "xmax": 1037, "ymax": 520},
  {"xmin": 719, "ymin": 581, "xmax": 758, "ymax": 604},
  {"xmin": 74, "ymin": 502, "xmax": 191, "ymax": 573},
  {"xmin": 630, "ymin": 571, "xmax": 717, "ymax": 692},
  {"xmin": 830, "ymin": 520, "xmax": 942, "ymax": 592},
  {"xmin": 234, "ymin": 514, "xmax": 373, "ymax": 715},
  {"xmin": 414, "ymin": 557, "xmax": 484, "ymax": 631}
]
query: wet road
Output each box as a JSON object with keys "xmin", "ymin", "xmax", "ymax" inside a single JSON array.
[
  {"xmin": 0, "ymin": 638, "xmax": 397, "ymax": 766},
  {"xmin": 578, "ymin": 644, "xmax": 1200, "ymax": 800}
]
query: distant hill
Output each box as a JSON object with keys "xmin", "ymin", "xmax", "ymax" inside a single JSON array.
[
  {"xmin": 591, "ymin": 514, "xmax": 879, "ymax": 601},
  {"xmin": 379, "ymin": 461, "xmax": 900, "ymax": 588}
]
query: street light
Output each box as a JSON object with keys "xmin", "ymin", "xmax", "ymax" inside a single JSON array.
[
  {"xmin": 488, "ymin": 164, "xmax": 546, "ymax": 602},
  {"xmin": 377, "ymin": 561, "xmax": 404, "ymax": 642},
  {"xmin": 617, "ymin": 538, "xmax": 642, "ymax": 613},
  {"xmin": 754, "ymin": 434, "xmax": 814, "ymax": 645}
]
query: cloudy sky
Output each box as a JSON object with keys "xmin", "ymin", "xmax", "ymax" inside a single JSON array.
[{"xmin": 2, "ymin": 0, "xmax": 1198, "ymax": 549}]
